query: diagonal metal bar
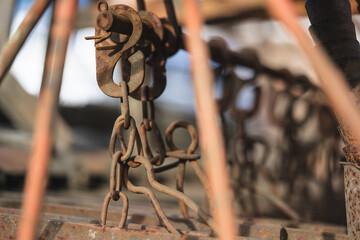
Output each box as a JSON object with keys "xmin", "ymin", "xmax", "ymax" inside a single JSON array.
[
  {"xmin": 16, "ymin": 0, "xmax": 78, "ymax": 239},
  {"xmin": 0, "ymin": 0, "xmax": 52, "ymax": 84},
  {"xmin": 182, "ymin": 0, "xmax": 237, "ymax": 239}
]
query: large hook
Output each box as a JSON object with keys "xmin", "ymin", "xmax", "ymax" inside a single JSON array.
[{"xmin": 89, "ymin": 3, "xmax": 145, "ymax": 98}]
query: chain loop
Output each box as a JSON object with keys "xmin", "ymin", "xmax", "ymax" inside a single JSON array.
[
  {"xmin": 109, "ymin": 116, "xmax": 136, "ymax": 161},
  {"xmin": 109, "ymin": 151, "xmax": 123, "ymax": 200},
  {"xmin": 120, "ymin": 81, "xmax": 130, "ymax": 129},
  {"xmin": 141, "ymin": 85, "xmax": 155, "ymax": 130},
  {"xmin": 165, "ymin": 121, "xmax": 199, "ymax": 155},
  {"xmin": 101, "ymin": 191, "xmax": 129, "ymax": 227},
  {"xmin": 139, "ymin": 120, "xmax": 165, "ymax": 166}
]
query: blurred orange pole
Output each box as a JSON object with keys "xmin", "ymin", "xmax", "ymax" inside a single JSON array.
[
  {"xmin": 0, "ymin": 0, "xmax": 51, "ymax": 84},
  {"xmin": 183, "ymin": 0, "xmax": 237, "ymax": 239},
  {"xmin": 266, "ymin": 0, "xmax": 360, "ymax": 147},
  {"xmin": 16, "ymin": 0, "xmax": 78, "ymax": 239}
]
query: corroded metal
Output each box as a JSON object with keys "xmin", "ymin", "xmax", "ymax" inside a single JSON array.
[
  {"xmin": 343, "ymin": 162, "xmax": 360, "ymax": 240},
  {"xmin": 91, "ymin": 3, "xmax": 144, "ymax": 98},
  {"xmin": 0, "ymin": 201, "xmax": 350, "ymax": 240}
]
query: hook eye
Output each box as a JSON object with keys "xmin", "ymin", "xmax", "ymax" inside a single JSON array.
[{"xmin": 97, "ymin": 1, "xmax": 109, "ymax": 12}]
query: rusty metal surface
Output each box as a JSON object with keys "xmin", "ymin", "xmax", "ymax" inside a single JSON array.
[
  {"xmin": 0, "ymin": 198, "xmax": 345, "ymax": 234},
  {"xmin": 0, "ymin": 198, "xmax": 350, "ymax": 240},
  {"xmin": 0, "ymin": 0, "xmax": 51, "ymax": 84},
  {"xmin": 0, "ymin": 212, "xmax": 223, "ymax": 240},
  {"xmin": 343, "ymin": 163, "xmax": 360, "ymax": 240}
]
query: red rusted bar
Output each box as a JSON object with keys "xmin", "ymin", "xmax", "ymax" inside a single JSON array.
[
  {"xmin": 0, "ymin": 0, "xmax": 52, "ymax": 84},
  {"xmin": 16, "ymin": 0, "xmax": 78, "ymax": 239},
  {"xmin": 182, "ymin": 0, "xmax": 237, "ymax": 239}
]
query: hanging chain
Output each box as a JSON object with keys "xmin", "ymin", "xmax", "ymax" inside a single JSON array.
[
  {"xmin": 87, "ymin": 0, "xmax": 218, "ymax": 235},
  {"xmin": 87, "ymin": 0, "xmax": 341, "ymax": 233}
]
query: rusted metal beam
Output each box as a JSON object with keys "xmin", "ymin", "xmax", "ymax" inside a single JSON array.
[
  {"xmin": 0, "ymin": 197, "xmax": 347, "ymax": 235},
  {"xmin": 0, "ymin": 205, "xmax": 349, "ymax": 240},
  {"xmin": 0, "ymin": 193, "xmax": 350, "ymax": 239},
  {"xmin": 0, "ymin": 198, "xmax": 349, "ymax": 235},
  {"xmin": 0, "ymin": 0, "xmax": 52, "ymax": 84},
  {"xmin": 182, "ymin": 0, "xmax": 237, "ymax": 239},
  {"xmin": 16, "ymin": 0, "xmax": 78, "ymax": 239}
]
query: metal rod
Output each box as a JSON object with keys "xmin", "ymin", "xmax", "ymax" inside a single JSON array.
[
  {"xmin": 163, "ymin": 0, "xmax": 181, "ymax": 38},
  {"xmin": 0, "ymin": 0, "xmax": 52, "ymax": 84},
  {"xmin": 16, "ymin": 0, "xmax": 78, "ymax": 239},
  {"xmin": 182, "ymin": 0, "xmax": 237, "ymax": 239}
]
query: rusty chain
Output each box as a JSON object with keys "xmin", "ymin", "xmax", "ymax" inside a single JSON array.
[
  {"xmin": 214, "ymin": 39, "xmax": 341, "ymax": 220},
  {"xmin": 86, "ymin": 0, "xmax": 343, "ymax": 234},
  {"xmin": 87, "ymin": 0, "xmax": 218, "ymax": 235}
]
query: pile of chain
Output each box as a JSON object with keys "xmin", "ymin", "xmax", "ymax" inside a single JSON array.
[
  {"xmin": 87, "ymin": 0, "xmax": 218, "ymax": 235},
  {"xmin": 213, "ymin": 38, "xmax": 342, "ymax": 220}
]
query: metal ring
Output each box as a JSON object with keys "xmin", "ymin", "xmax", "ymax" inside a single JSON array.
[
  {"xmin": 165, "ymin": 121, "xmax": 198, "ymax": 154},
  {"xmin": 101, "ymin": 192, "xmax": 128, "ymax": 227},
  {"xmin": 130, "ymin": 59, "xmax": 166, "ymax": 101},
  {"xmin": 140, "ymin": 120, "xmax": 165, "ymax": 166},
  {"xmin": 119, "ymin": 81, "xmax": 130, "ymax": 129},
  {"xmin": 229, "ymin": 84, "xmax": 261, "ymax": 121},
  {"xmin": 97, "ymin": 1, "xmax": 109, "ymax": 12},
  {"xmin": 109, "ymin": 151, "xmax": 123, "ymax": 200},
  {"xmin": 109, "ymin": 116, "xmax": 136, "ymax": 161}
]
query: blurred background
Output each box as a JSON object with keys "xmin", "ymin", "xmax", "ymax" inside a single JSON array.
[{"xmin": 0, "ymin": 0, "xmax": 356, "ymax": 226}]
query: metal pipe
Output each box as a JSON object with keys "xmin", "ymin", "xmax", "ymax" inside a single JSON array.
[
  {"xmin": 306, "ymin": 0, "xmax": 360, "ymax": 88},
  {"xmin": 182, "ymin": 0, "xmax": 237, "ymax": 239},
  {"xmin": 96, "ymin": 10, "xmax": 133, "ymax": 35},
  {"xmin": 0, "ymin": 0, "xmax": 52, "ymax": 84},
  {"xmin": 16, "ymin": 0, "xmax": 78, "ymax": 239}
]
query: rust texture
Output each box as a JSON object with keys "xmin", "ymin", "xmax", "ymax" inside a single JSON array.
[
  {"xmin": 0, "ymin": 0, "xmax": 52, "ymax": 84},
  {"xmin": 343, "ymin": 163, "xmax": 360, "ymax": 239},
  {"xmin": 16, "ymin": 0, "xmax": 78, "ymax": 239},
  {"xmin": 0, "ymin": 202, "xmax": 351, "ymax": 240},
  {"xmin": 305, "ymin": 1, "xmax": 360, "ymax": 239}
]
